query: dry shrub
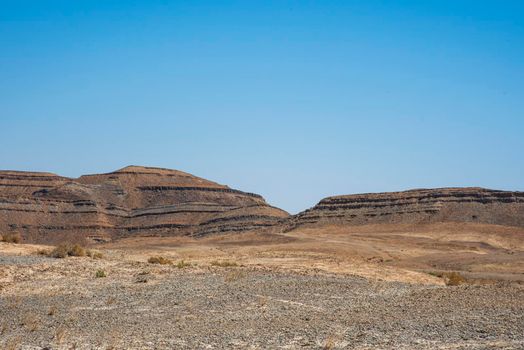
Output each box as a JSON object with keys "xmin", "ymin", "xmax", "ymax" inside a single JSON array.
[
  {"xmin": 323, "ymin": 336, "xmax": 339, "ymax": 350},
  {"xmin": 427, "ymin": 271, "xmax": 466, "ymax": 286},
  {"xmin": 4, "ymin": 336, "xmax": 21, "ymax": 350},
  {"xmin": 21, "ymin": 313, "xmax": 40, "ymax": 332},
  {"xmin": 93, "ymin": 252, "xmax": 103, "ymax": 259},
  {"xmin": 48, "ymin": 306, "xmax": 57, "ymax": 316},
  {"xmin": 210, "ymin": 260, "xmax": 238, "ymax": 267},
  {"xmin": 323, "ymin": 337, "xmax": 336, "ymax": 350},
  {"xmin": 322, "ymin": 330, "xmax": 345, "ymax": 349},
  {"xmin": 135, "ymin": 271, "xmax": 150, "ymax": 283},
  {"xmin": 1, "ymin": 233, "xmax": 21, "ymax": 244},
  {"xmin": 49, "ymin": 245, "xmax": 69, "ymax": 258},
  {"xmin": 49, "ymin": 244, "xmax": 86, "ymax": 258},
  {"xmin": 7, "ymin": 296, "xmax": 22, "ymax": 309},
  {"xmin": 69, "ymin": 244, "xmax": 86, "ymax": 257},
  {"xmin": 257, "ymin": 295, "xmax": 268, "ymax": 308},
  {"xmin": 224, "ymin": 270, "xmax": 246, "ymax": 283},
  {"xmin": 445, "ymin": 272, "xmax": 466, "ymax": 286},
  {"xmin": 135, "ymin": 275, "xmax": 149, "ymax": 283},
  {"xmin": 35, "ymin": 249, "xmax": 50, "ymax": 256},
  {"xmin": 54, "ymin": 325, "xmax": 66, "ymax": 344},
  {"xmin": 86, "ymin": 250, "xmax": 104, "ymax": 259},
  {"xmin": 148, "ymin": 256, "xmax": 172, "ymax": 265},
  {"xmin": 176, "ymin": 260, "xmax": 191, "ymax": 269},
  {"xmin": 427, "ymin": 271, "xmax": 443, "ymax": 278}
]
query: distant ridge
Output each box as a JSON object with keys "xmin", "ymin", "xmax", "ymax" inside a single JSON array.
[
  {"xmin": 287, "ymin": 187, "xmax": 524, "ymax": 230},
  {"xmin": 1, "ymin": 167, "xmax": 523, "ymax": 244}
]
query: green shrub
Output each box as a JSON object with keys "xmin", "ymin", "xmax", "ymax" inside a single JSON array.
[
  {"xmin": 176, "ymin": 260, "xmax": 191, "ymax": 269},
  {"xmin": 95, "ymin": 269, "xmax": 107, "ymax": 278}
]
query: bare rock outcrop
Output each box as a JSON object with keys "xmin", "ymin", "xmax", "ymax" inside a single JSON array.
[
  {"xmin": 0, "ymin": 166, "xmax": 288, "ymax": 243},
  {"xmin": 288, "ymin": 187, "xmax": 524, "ymax": 230}
]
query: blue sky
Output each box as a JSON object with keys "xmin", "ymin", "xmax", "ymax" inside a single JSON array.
[{"xmin": 1, "ymin": 1, "xmax": 523, "ymax": 213}]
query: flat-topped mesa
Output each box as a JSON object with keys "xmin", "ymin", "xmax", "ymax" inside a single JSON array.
[
  {"xmin": 288, "ymin": 187, "xmax": 524, "ymax": 230},
  {"xmin": 0, "ymin": 166, "xmax": 289, "ymax": 244}
]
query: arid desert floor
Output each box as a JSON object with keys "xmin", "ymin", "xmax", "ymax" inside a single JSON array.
[{"xmin": 1, "ymin": 223, "xmax": 523, "ymax": 349}]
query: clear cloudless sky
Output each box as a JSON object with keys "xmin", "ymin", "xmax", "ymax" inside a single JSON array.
[{"xmin": 1, "ymin": 0, "xmax": 523, "ymax": 213}]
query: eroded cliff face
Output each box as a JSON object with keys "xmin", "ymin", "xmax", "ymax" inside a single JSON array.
[
  {"xmin": 0, "ymin": 166, "xmax": 289, "ymax": 243},
  {"xmin": 288, "ymin": 188, "xmax": 524, "ymax": 230}
]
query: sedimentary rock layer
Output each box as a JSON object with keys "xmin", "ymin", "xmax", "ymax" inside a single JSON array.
[
  {"xmin": 288, "ymin": 188, "xmax": 524, "ymax": 230},
  {"xmin": 0, "ymin": 166, "xmax": 289, "ymax": 243}
]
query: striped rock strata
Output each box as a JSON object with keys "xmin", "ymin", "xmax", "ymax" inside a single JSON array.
[
  {"xmin": 0, "ymin": 166, "xmax": 288, "ymax": 243},
  {"xmin": 288, "ymin": 188, "xmax": 524, "ymax": 230}
]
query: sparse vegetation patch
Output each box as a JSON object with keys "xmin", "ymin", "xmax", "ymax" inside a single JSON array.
[
  {"xmin": 49, "ymin": 244, "xmax": 86, "ymax": 258},
  {"xmin": 427, "ymin": 271, "xmax": 466, "ymax": 286},
  {"xmin": 148, "ymin": 256, "xmax": 173, "ymax": 265},
  {"xmin": 224, "ymin": 270, "xmax": 246, "ymax": 282},
  {"xmin": 86, "ymin": 249, "xmax": 104, "ymax": 259},
  {"xmin": 427, "ymin": 271, "xmax": 443, "ymax": 278},
  {"xmin": 48, "ymin": 306, "xmax": 57, "ymax": 316},
  {"xmin": 210, "ymin": 260, "xmax": 239, "ymax": 267},
  {"xmin": 35, "ymin": 248, "xmax": 50, "ymax": 256},
  {"xmin": 176, "ymin": 260, "xmax": 191, "ymax": 269},
  {"xmin": 43, "ymin": 243, "xmax": 104, "ymax": 259},
  {"xmin": 95, "ymin": 269, "xmax": 107, "ymax": 278},
  {"xmin": 444, "ymin": 272, "xmax": 466, "ymax": 286}
]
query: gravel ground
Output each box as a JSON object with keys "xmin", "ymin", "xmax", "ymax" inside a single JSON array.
[
  {"xmin": 0, "ymin": 255, "xmax": 523, "ymax": 349},
  {"xmin": 0, "ymin": 254, "xmax": 55, "ymax": 265}
]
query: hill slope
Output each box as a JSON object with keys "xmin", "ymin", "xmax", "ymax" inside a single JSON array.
[
  {"xmin": 288, "ymin": 187, "xmax": 524, "ymax": 230},
  {"xmin": 0, "ymin": 166, "xmax": 288, "ymax": 243}
]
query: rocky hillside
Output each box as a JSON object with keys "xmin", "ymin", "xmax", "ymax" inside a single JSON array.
[
  {"xmin": 0, "ymin": 166, "xmax": 288, "ymax": 243},
  {"xmin": 288, "ymin": 187, "xmax": 524, "ymax": 230},
  {"xmin": 3, "ymin": 169, "xmax": 523, "ymax": 243}
]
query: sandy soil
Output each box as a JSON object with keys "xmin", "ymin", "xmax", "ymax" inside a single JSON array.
[{"xmin": 100, "ymin": 222, "xmax": 524, "ymax": 284}]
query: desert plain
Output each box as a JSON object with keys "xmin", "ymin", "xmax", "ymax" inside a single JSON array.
[{"xmin": 1, "ymin": 222, "xmax": 523, "ymax": 349}]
